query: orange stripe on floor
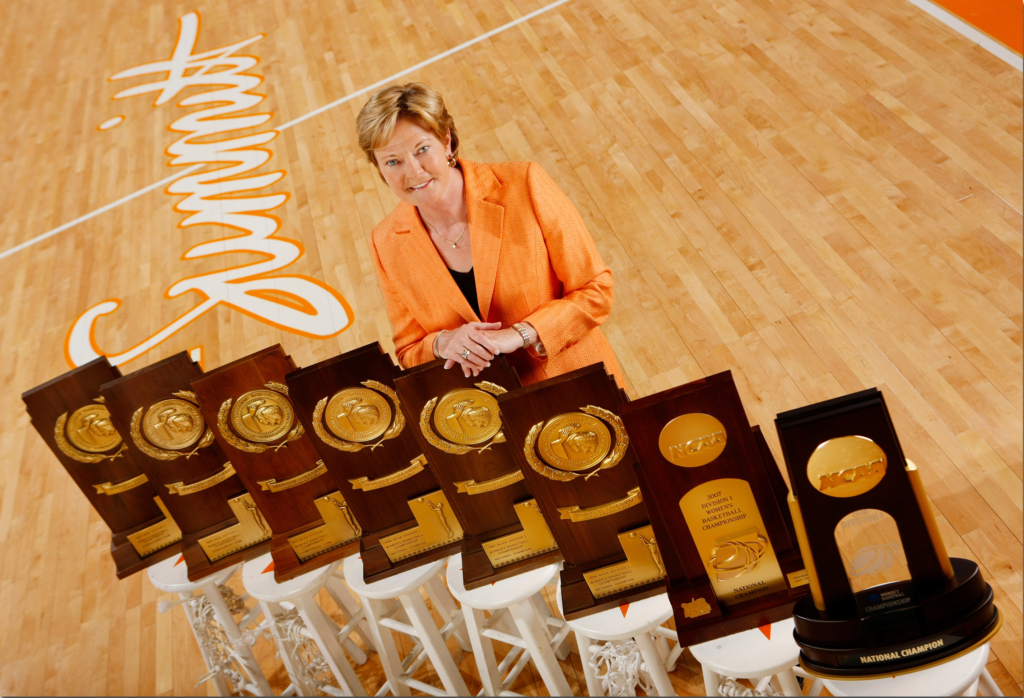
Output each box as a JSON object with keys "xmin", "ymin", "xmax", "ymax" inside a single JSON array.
[{"xmin": 925, "ymin": 0, "xmax": 1023, "ymax": 54}]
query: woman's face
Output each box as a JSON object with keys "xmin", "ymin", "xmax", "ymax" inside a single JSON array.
[{"xmin": 374, "ymin": 118, "xmax": 452, "ymax": 207}]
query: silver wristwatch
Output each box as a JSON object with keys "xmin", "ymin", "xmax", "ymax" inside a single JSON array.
[{"xmin": 512, "ymin": 323, "xmax": 532, "ymax": 349}]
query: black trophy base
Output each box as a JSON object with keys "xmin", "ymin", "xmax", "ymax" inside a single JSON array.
[
  {"xmin": 794, "ymin": 558, "xmax": 1001, "ymax": 679},
  {"xmin": 462, "ymin": 523, "xmax": 563, "ymax": 590}
]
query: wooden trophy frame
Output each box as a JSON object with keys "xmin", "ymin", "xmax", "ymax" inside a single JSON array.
[
  {"xmin": 191, "ymin": 345, "xmax": 361, "ymax": 583},
  {"xmin": 497, "ymin": 363, "xmax": 665, "ymax": 620},
  {"xmin": 286, "ymin": 343, "xmax": 464, "ymax": 584},
  {"xmin": 23, "ymin": 358, "xmax": 182, "ymax": 578},
  {"xmin": 100, "ymin": 352, "xmax": 271, "ymax": 582},
  {"xmin": 394, "ymin": 357, "xmax": 561, "ymax": 590},
  {"xmin": 619, "ymin": 370, "xmax": 810, "ymax": 647},
  {"xmin": 775, "ymin": 388, "xmax": 1000, "ymax": 678}
]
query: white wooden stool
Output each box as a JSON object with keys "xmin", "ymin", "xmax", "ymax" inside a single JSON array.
[
  {"xmin": 148, "ymin": 554, "xmax": 274, "ymax": 696},
  {"xmin": 820, "ymin": 643, "xmax": 1002, "ymax": 697},
  {"xmin": 242, "ymin": 552, "xmax": 374, "ymax": 696},
  {"xmin": 344, "ymin": 554, "xmax": 473, "ymax": 697},
  {"xmin": 446, "ymin": 552, "xmax": 573, "ymax": 696},
  {"xmin": 689, "ymin": 618, "xmax": 814, "ymax": 697},
  {"xmin": 557, "ymin": 582, "xmax": 682, "ymax": 697}
]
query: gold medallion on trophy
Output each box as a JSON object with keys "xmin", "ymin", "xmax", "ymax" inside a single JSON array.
[
  {"xmin": 143, "ymin": 399, "xmax": 205, "ymax": 449},
  {"xmin": 524, "ymin": 405, "xmax": 628, "ymax": 482},
  {"xmin": 807, "ymin": 435, "xmax": 887, "ymax": 498},
  {"xmin": 433, "ymin": 389, "xmax": 502, "ymax": 445},
  {"xmin": 66, "ymin": 404, "xmax": 122, "ymax": 453},
  {"xmin": 326, "ymin": 387, "xmax": 390, "ymax": 442},
  {"xmin": 658, "ymin": 413, "xmax": 727, "ymax": 468},
  {"xmin": 231, "ymin": 390, "xmax": 294, "ymax": 443},
  {"xmin": 538, "ymin": 413, "xmax": 611, "ymax": 471}
]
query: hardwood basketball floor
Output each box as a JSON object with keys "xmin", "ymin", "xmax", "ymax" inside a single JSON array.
[{"xmin": 0, "ymin": 0, "xmax": 1019, "ymax": 694}]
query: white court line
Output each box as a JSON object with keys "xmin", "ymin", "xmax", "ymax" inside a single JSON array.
[{"xmin": 0, "ymin": 0, "xmax": 571, "ymax": 263}]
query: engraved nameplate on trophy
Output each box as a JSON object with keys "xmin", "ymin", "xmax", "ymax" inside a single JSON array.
[
  {"xmin": 100, "ymin": 352, "xmax": 272, "ymax": 581},
  {"xmin": 498, "ymin": 363, "xmax": 664, "ymax": 619},
  {"xmin": 286, "ymin": 343, "xmax": 464, "ymax": 583},
  {"xmin": 394, "ymin": 357, "xmax": 560, "ymax": 589},
  {"xmin": 619, "ymin": 370, "xmax": 810, "ymax": 646},
  {"xmin": 23, "ymin": 357, "xmax": 182, "ymax": 578},
  {"xmin": 775, "ymin": 388, "xmax": 1000, "ymax": 678},
  {"xmin": 191, "ymin": 345, "xmax": 361, "ymax": 582}
]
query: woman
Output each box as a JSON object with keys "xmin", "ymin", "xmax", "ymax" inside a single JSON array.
[{"xmin": 359, "ymin": 83, "xmax": 623, "ymax": 387}]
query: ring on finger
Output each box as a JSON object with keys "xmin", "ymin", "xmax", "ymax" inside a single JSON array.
[{"xmin": 460, "ymin": 348, "xmax": 470, "ymax": 359}]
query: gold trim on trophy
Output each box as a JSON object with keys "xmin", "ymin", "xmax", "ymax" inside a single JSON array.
[
  {"xmin": 54, "ymin": 407, "xmax": 129, "ymax": 464},
  {"xmin": 198, "ymin": 492, "xmax": 272, "ymax": 562},
  {"xmin": 557, "ymin": 486, "xmax": 644, "ymax": 522},
  {"xmin": 258, "ymin": 460, "xmax": 328, "ymax": 492},
  {"xmin": 288, "ymin": 491, "xmax": 363, "ymax": 562},
  {"xmin": 312, "ymin": 380, "xmax": 405, "ymax": 452},
  {"xmin": 92, "ymin": 472, "xmax": 150, "ymax": 496},
  {"xmin": 523, "ymin": 405, "xmax": 629, "ymax": 482},
  {"xmin": 349, "ymin": 455, "xmax": 427, "ymax": 491},
  {"xmin": 454, "ymin": 469, "xmax": 525, "ymax": 495},
  {"xmin": 583, "ymin": 524, "xmax": 666, "ymax": 598},
  {"xmin": 217, "ymin": 382, "xmax": 305, "ymax": 453},
  {"xmin": 165, "ymin": 462, "xmax": 237, "ymax": 496},
  {"xmin": 126, "ymin": 496, "xmax": 183, "ymax": 557},
  {"xmin": 130, "ymin": 403, "xmax": 215, "ymax": 461},
  {"xmin": 419, "ymin": 382, "xmax": 508, "ymax": 455},
  {"xmin": 482, "ymin": 499, "xmax": 559, "ymax": 568},
  {"xmin": 681, "ymin": 597, "xmax": 713, "ymax": 619},
  {"xmin": 378, "ymin": 490, "xmax": 464, "ymax": 563}
]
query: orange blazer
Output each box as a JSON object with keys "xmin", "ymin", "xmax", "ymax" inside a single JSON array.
[{"xmin": 370, "ymin": 159, "xmax": 624, "ymax": 388}]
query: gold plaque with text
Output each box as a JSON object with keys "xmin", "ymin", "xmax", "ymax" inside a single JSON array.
[
  {"xmin": 127, "ymin": 496, "xmax": 183, "ymax": 557},
  {"xmin": 379, "ymin": 490, "xmax": 463, "ymax": 563},
  {"xmin": 198, "ymin": 492, "xmax": 272, "ymax": 562},
  {"xmin": 482, "ymin": 499, "xmax": 558, "ymax": 568},
  {"xmin": 680, "ymin": 478, "xmax": 786, "ymax": 606},
  {"xmin": 288, "ymin": 491, "xmax": 362, "ymax": 562},
  {"xmin": 583, "ymin": 524, "xmax": 665, "ymax": 599}
]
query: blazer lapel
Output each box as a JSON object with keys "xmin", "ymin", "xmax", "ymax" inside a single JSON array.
[
  {"xmin": 464, "ymin": 160, "xmax": 504, "ymax": 322},
  {"xmin": 393, "ymin": 202, "xmax": 479, "ymax": 323}
]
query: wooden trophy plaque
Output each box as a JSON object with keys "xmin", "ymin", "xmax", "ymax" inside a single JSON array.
[
  {"xmin": 22, "ymin": 358, "xmax": 182, "ymax": 578},
  {"xmin": 497, "ymin": 363, "xmax": 665, "ymax": 620},
  {"xmin": 618, "ymin": 370, "xmax": 810, "ymax": 647},
  {"xmin": 775, "ymin": 388, "xmax": 1000, "ymax": 678},
  {"xmin": 100, "ymin": 352, "xmax": 271, "ymax": 582},
  {"xmin": 394, "ymin": 357, "xmax": 560, "ymax": 590},
  {"xmin": 286, "ymin": 344, "xmax": 464, "ymax": 584},
  {"xmin": 191, "ymin": 345, "xmax": 361, "ymax": 582}
]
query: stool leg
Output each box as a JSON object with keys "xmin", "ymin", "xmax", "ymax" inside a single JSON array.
[
  {"xmin": 293, "ymin": 593, "xmax": 366, "ymax": 696},
  {"xmin": 980, "ymin": 668, "xmax": 1004, "ymax": 697},
  {"xmin": 775, "ymin": 669, "xmax": 802, "ymax": 697},
  {"xmin": 200, "ymin": 581, "xmax": 274, "ymax": 696},
  {"xmin": 260, "ymin": 600, "xmax": 317, "ymax": 697},
  {"xmin": 315, "ymin": 603, "xmax": 368, "ymax": 665},
  {"xmin": 464, "ymin": 605, "xmax": 502, "ymax": 696},
  {"xmin": 510, "ymin": 598, "xmax": 572, "ymax": 697},
  {"xmin": 701, "ymin": 665, "xmax": 721, "ymax": 697},
  {"xmin": 576, "ymin": 630, "xmax": 605, "ymax": 697},
  {"xmin": 178, "ymin": 590, "xmax": 232, "ymax": 697},
  {"xmin": 325, "ymin": 576, "xmax": 377, "ymax": 654},
  {"xmin": 424, "ymin": 575, "xmax": 472, "ymax": 653},
  {"xmin": 635, "ymin": 631, "xmax": 675, "ymax": 697},
  {"xmin": 528, "ymin": 592, "xmax": 570, "ymax": 661},
  {"xmin": 361, "ymin": 596, "xmax": 410, "ymax": 697},
  {"xmin": 399, "ymin": 591, "xmax": 470, "ymax": 696}
]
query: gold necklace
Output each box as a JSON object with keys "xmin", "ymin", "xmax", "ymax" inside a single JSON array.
[{"xmin": 428, "ymin": 221, "xmax": 468, "ymax": 249}]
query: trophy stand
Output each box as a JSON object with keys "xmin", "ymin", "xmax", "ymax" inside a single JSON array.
[
  {"xmin": 395, "ymin": 357, "xmax": 561, "ymax": 590},
  {"xmin": 100, "ymin": 352, "xmax": 272, "ymax": 582},
  {"xmin": 620, "ymin": 371, "xmax": 810, "ymax": 647},
  {"xmin": 776, "ymin": 388, "xmax": 1001, "ymax": 678},
  {"xmin": 498, "ymin": 363, "xmax": 664, "ymax": 619},
  {"xmin": 191, "ymin": 346, "xmax": 361, "ymax": 583},
  {"xmin": 23, "ymin": 357, "xmax": 182, "ymax": 578},
  {"xmin": 286, "ymin": 343, "xmax": 464, "ymax": 584}
]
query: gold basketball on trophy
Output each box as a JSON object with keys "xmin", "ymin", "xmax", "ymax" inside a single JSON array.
[
  {"xmin": 66, "ymin": 404, "xmax": 122, "ymax": 453},
  {"xmin": 231, "ymin": 390, "xmax": 294, "ymax": 443},
  {"xmin": 433, "ymin": 389, "xmax": 501, "ymax": 446},
  {"xmin": 325, "ymin": 387, "xmax": 391, "ymax": 442},
  {"xmin": 143, "ymin": 398, "xmax": 205, "ymax": 450}
]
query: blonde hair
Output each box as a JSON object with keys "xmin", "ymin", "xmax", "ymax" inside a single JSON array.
[{"xmin": 356, "ymin": 83, "xmax": 459, "ymax": 172}]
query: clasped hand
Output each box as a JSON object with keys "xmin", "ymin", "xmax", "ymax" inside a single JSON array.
[{"xmin": 436, "ymin": 321, "xmax": 527, "ymax": 377}]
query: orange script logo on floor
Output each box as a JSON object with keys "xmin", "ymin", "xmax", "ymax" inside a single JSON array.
[{"xmin": 65, "ymin": 11, "xmax": 352, "ymax": 368}]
